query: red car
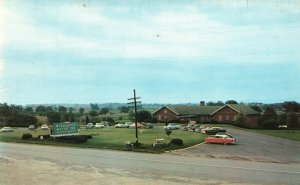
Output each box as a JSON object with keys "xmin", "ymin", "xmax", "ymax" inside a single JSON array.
[{"xmin": 205, "ymin": 134, "xmax": 236, "ymax": 145}]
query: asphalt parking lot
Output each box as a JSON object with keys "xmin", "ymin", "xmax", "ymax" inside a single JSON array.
[{"xmin": 170, "ymin": 128, "xmax": 300, "ymax": 164}]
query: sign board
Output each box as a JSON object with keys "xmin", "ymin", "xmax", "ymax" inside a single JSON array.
[{"xmin": 51, "ymin": 122, "xmax": 79, "ymax": 137}]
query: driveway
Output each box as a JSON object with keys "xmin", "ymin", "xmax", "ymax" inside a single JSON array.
[{"xmin": 170, "ymin": 128, "xmax": 300, "ymax": 164}]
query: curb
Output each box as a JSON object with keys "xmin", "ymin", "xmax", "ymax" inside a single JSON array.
[{"xmin": 169, "ymin": 142, "xmax": 205, "ymax": 153}]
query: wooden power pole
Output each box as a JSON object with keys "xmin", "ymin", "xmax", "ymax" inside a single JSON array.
[{"xmin": 128, "ymin": 89, "xmax": 141, "ymax": 145}]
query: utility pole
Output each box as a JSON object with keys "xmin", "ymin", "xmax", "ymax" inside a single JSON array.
[{"xmin": 128, "ymin": 89, "xmax": 141, "ymax": 145}]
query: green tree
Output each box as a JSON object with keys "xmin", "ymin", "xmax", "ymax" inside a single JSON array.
[
  {"xmin": 260, "ymin": 106, "xmax": 278, "ymax": 129},
  {"xmin": 128, "ymin": 110, "xmax": 135, "ymax": 121},
  {"xmin": 58, "ymin": 106, "xmax": 67, "ymax": 113},
  {"xmin": 165, "ymin": 128, "xmax": 172, "ymax": 139},
  {"xmin": 46, "ymin": 106, "xmax": 54, "ymax": 113},
  {"xmin": 89, "ymin": 110, "xmax": 98, "ymax": 117},
  {"xmin": 136, "ymin": 110, "xmax": 152, "ymax": 122},
  {"xmin": 79, "ymin": 107, "xmax": 85, "ymax": 115},
  {"xmin": 24, "ymin": 107, "xmax": 34, "ymax": 114},
  {"xmin": 0, "ymin": 103, "xmax": 11, "ymax": 126},
  {"xmin": 225, "ymin": 100, "xmax": 238, "ymax": 104},
  {"xmin": 287, "ymin": 112, "xmax": 299, "ymax": 129},
  {"xmin": 279, "ymin": 113, "xmax": 287, "ymax": 125},
  {"xmin": 206, "ymin": 101, "xmax": 224, "ymax": 106},
  {"xmin": 85, "ymin": 115, "xmax": 89, "ymax": 124},
  {"xmin": 250, "ymin": 105, "xmax": 262, "ymax": 113},
  {"xmin": 118, "ymin": 106, "xmax": 130, "ymax": 113},
  {"xmin": 283, "ymin": 101, "xmax": 300, "ymax": 112},
  {"xmin": 47, "ymin": 112, "xmax": 61, "ymax": 123},
  {"xmin": 99, "ymin": 107, "xmax": 109, "ymax": 115},
  {"xmin": 35, "ymin": 105, "xmax": 47, "ymax": 115},
  {"xmin": 90, "ymin": 103, "xmax": 99, "ymax": 111},
  {"xmin": 234, "ymin": 113, "xmax": 245, "ymax": 127}
]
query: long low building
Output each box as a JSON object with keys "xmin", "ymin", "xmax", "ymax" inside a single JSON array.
[{"xmin": 152, "ymin": 104, "xmax": 260, "ymax": 128}]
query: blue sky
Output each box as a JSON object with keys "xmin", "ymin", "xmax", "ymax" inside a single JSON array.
[{"xmin": 0, "ymin": 1, "xmax": 300, "ymax": 105}]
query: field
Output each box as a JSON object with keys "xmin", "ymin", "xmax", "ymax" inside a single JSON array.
[{"xmin": 0, "ymin": 127, "xmax": 205, "ymax": 153}]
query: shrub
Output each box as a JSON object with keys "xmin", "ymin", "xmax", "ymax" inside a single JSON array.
[
  {"xmin": 81, "ymin": 135, "xmax": 92, "ymax": 139},
  {"xmin": 165, "ymin": 128, "xmax": 172, "ymax": 138},
  {"xmin": 260, "ymin": 119, "xmax": 279, "ymax": 129},
  {"xmin": 74, "ymin": 135, "xmax": 88, "ymax": 143},
  {"xmin": 38, "ymin": 135, "xmax": 51, "ymax": 140},
  {"xmin": 22, "ymin": 133, "xmax": 33, "ymax": 140},
  {"xmin": 170, "ymin": 138, "xmax": 183, "ymax": 146},
  {"xmin": 54, "ymin": 135, "xmax": 88, "ymax": 144}
]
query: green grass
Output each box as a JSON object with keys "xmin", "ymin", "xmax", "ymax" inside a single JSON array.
[
  {"xmin": 247, "ymin": 129, "xmax": 300, "ymax": 141},
  {"xmin": 0, "ymin": 128, "xmax": 205, "ymax": 153},
  {"xmin": 211, "ymin": 124, "xmax": 300, "ymax": 141}
]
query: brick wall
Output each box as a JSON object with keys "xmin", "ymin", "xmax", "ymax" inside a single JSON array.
[{"xmin": 152, "ymin": 107, "xmax": 178, "ymax": 122}]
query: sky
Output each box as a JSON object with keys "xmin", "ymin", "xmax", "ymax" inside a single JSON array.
[{"xmin": 0, "ymin": 0, "xmax": 300, "ymax": 105}]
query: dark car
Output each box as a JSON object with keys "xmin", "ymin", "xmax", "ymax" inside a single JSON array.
[{"xmin": 205, "ymin": 127, "xmax": 226, "ymax": 135}]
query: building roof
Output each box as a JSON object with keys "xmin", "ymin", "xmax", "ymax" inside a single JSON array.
[{"xmin": 152, "ymin": 104, "xmax": 259, "ymax": 116}]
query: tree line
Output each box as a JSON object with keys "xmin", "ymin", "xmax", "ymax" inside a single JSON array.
[{"xmin": 0, "ymin": 103, "xmax": 153, "ymax": 127}]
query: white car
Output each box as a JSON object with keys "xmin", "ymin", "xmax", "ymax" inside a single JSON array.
[
  {"xmin": 114, "ymin": 123, "xmax": 124, "ymax": 128},
  {"xmin": 41, "ymin": 124, "xmax": 49, "ymax": 130},
  {"xmin": 86, "ymin": 123, "xmax": 94, "ymax": 129},
  {"xmin": 95, "ymin": 123, "xmax": 105, "ymax": 128},
  {"xmin": 164, "ymin": 123, "xmax": 181, "ymax": 130},
  {"xmin": 0, "ymin": 127, "xmax": 14, "ymax": 133}
]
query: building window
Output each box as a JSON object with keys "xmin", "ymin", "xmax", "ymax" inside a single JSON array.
[
  {"xmin": 158, "ymin": 115, "xmax": 161, "ymax": 120},
  {"xmin": 226, "ymin": 115, "xmax": 230, "ymax": 120},
  {"xmin": 164, "ymin": 110, "xmax": 167, "ymax": 113},
  {"xmin": 219, "ymin": 116, "xmax": 222, "ymax": 121}
]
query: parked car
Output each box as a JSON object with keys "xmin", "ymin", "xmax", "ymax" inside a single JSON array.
[
  {"xmin": 41, "ymin": 124, "xmax": 49, "ymax": 130},
  {"xmin": 95, "ymin": 123, "xmax": 105, "ymax": 128},
  {"xmin": 181, "ymin": 123, "xmax": 195, "ymax": 131},
  {"xmin": 189, "ymin": 124, "xmax": 202, "ymax": 132},
  {"xmin": 28, "ymin": 125, "xmax": 35, "ymax": 130},
  {"xmin": 114, "ymin": 123, "xmax": 124, "ymax": 128},
  {"xmin": 164, "ymin": 123, "xmax": 181, "ymax": 130},
  {"xmin": 205, "ymin": 134, "xmax": 236, "ymax": 144},
  {"xmin": 123, "ymin": 122, "xmax": 131, "ymax": 128},
  {"xmin": 0, "ymin": 127, "xmax": 14, "ymax": 133},
  {"xmin": 86, "ymin": 123, "xmax": 94, "ymax": 129},
  {"xmin": 205, "ymin": 127, "xmax": 226, "ymax": 135},
  {"xmin": 200, "ymin": 125, "xmax": 211, "ymax": 133},
  {"xmin": 129, "ymin": 123, "xmax": 145, "ymax": 128},
  {"xmin": 142, "ymin": 122, "xmax": 154, "ymax": 129}
]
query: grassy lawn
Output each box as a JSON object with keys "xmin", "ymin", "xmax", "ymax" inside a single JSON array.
[
  {"xmin": 0, "ymin": 128, "xmax": 205, "ymax": 153},
  {"xmin": 212, "ymin": 124, "xmax": 300, "ymax": 141}
]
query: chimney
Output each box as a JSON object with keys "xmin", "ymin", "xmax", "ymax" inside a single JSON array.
[{"xmin": 200, "ymin": 101, "xmax": 205, "ymax": 106}]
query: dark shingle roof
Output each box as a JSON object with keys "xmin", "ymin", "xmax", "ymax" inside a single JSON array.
[
  {"xmin": 163, "ymin": 104, "xmax": 259, "ymax": 116},
  {"xmin": 227, "ymin": 104, "xmax": 259, "ymax": 115},
  {"xmin": 166, "ymin": 105, "xmax": 222, "ymax": 115}
]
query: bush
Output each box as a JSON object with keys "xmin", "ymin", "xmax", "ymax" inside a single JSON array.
[
  {"xmin": 38, "ymin": 135, "xmax": 51, "ymax": 140},
  {"xmin": 170, "ymin": 138, "xmax": 183, "ymax": 146},
  {"xmin": 54, "ymin": 135, "xmax": 89, "ymax": 144},
  {"xmin": 260, "ymin": 119, "xmax": 279, "ymax": 129},
  {"xmin": 22, "ymin": 133, "xmax": 33, "ymax": 140},
  {"xmin": 81, "ymin": 135, "xmax": 92, "ymax": 139}
]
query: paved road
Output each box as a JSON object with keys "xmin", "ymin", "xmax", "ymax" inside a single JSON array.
[
  {"xmin": 171, "ymin": 128, "xmax": 300, "ymax": 164},
  {"xmin": 1, "ymin": 142, "xmax": 300, "ymax": 184}
]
